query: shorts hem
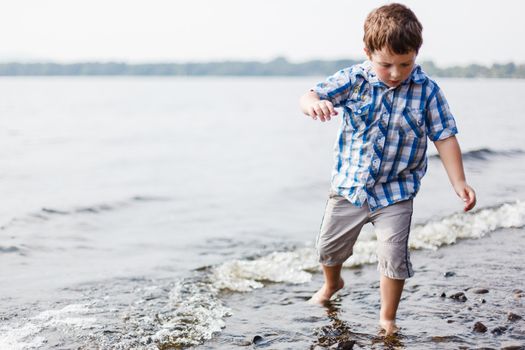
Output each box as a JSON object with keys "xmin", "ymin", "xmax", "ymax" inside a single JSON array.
[{"xmin": 377, "ymin": 264, "xmax": 414, "ymax": 280}]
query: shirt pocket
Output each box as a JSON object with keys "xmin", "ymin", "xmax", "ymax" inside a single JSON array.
[
  {"xmin": 400, "ymin": 106, "xmax": 426, "ymax": 138},
  {"xmin": 344, "ymin": 101, "xmax": 373, "ymax": 130}
]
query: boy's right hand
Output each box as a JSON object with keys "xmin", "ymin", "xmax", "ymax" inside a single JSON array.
[{"xmin": 307, "ymin": 100, "xmax": 338, "ymax": 122}]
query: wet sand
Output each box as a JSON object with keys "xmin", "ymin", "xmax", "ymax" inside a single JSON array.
[{"xmin": 204, "ymin": 227, "xmax": 525, "ymax": 349}]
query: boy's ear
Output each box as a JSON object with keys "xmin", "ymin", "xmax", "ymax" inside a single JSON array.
[{"xmin": 364, "ymin": 47, "xmax": 372, "ymax": 60}]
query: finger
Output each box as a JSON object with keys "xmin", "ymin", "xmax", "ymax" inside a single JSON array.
[
  {"xmin": 327, "ymin": 103, "xmax": 338, "ymax": 116},
  {"xmin": 309, "ymin": 107, "xmax": 318, "ymax": 120},
  {"xmin": 464, "ymin": 189, "xmax": 476, "ymax": 211},
  {"xmin": 314, "ymin": 106, "xmax": 325, "ymax": 121},
  {"xmin": 464, "ymin": 199, "xmax": 475, "ymax": 211},
  {"xmin": 319, "ymin": 104, "xmax": 331, "ymax": 119},
  {"xmin": 314, "ymin": 105, "xmax": 326, "ymax": 122}
]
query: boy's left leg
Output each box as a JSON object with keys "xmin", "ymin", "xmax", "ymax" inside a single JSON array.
[
  {"xmin": 379, "ymin": 275, "xmax": 404, "ymax": 335},
  {"xmin": 370, "ymin": 199, "xmax": 414, "ymax": 335}
]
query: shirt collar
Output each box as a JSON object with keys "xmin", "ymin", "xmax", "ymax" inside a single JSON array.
[{"xmin": 361, "ymin": 60, "xmax": 427, "ymax": 88}]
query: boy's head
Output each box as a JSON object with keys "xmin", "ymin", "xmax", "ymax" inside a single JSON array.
[
  {"xmin": 363, "ymin": 3, "xmax": 423, "ymax": 88},
  {"xmin": 364, "ymin": 3, "xmax": 423, "ymax": 55}
]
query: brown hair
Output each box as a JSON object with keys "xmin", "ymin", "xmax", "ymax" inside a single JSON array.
[{"xmin": 364, "ymin": 3, "xmax": 423, "ymax": 54}]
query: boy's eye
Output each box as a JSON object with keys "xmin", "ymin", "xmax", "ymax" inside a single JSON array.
[{"xmin": 381, "ymin": 64, "xmax": 392, "ymax": 68}]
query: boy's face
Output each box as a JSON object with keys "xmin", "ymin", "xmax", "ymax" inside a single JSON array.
[{"xmin": 365, "ymin": 47, "xmax": 417, "ymax": 88}]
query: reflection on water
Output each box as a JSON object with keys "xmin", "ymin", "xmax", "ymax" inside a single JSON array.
[{"xmin": 312, "ymin": 298, "xmax": 406, "ymax": 350}]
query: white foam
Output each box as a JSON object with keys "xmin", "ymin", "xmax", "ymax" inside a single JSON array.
[
  {"xmin": 0, "ymin": 303, "xmax": 95, "ymax": 349},
  {"xmin": 211, "ymin": 248, "xmax": 319, "ymax": 291},
  {"xmin": 410, "ymin": 200, "xmax": 525, "ymax": 250},
  {"xmin": 145, "ymin": 279, "xmax": 231, "ymax": 348},
  {"xmin": 0, "ymin": 323, "xmax": 45, "ymax": 350}
]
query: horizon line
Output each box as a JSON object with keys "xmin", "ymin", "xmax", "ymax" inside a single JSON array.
[{"xmin": 0, "ymin": 57, "xmax": 524, "ymax": 68}]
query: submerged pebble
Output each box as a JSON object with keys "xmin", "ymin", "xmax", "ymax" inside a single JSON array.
[
  {"xmin": 507, "ymin": 312, "xmax": 522, "ymax": 322},
  {"xmin": 252, "ymin": 335, "xmax": 265, "ymax": 345},
  {"xmin": 473, "ymin": 321, "xmax": 487, "ymax": 333},
  {"xmin": 501, "ymin": 344, "xmax": 525, "ymax": 350},
  {"xmin": 335, "ymin": 340, "xmax": 355, "ymax": 349},
  {"xmin": 491, "ymin": 326, "xmax": 507, "ymax": 335},
  {"xmin": 471, "ymin": 288, "xmax": 489, "ymax": 294},
  {"xmin": 449, "ymin": 292, "xmax": 468, "ymax": 302}
]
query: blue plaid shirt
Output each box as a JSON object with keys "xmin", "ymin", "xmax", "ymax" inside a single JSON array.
[{"xmin": 313, "ymin": 60, "xmax": 458, "ymax": 211}]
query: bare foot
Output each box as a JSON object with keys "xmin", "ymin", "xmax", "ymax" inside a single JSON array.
[
  {"xmin": 379, "ymin": 319, "xmax": 399, "ymax": 336},
  {"xmin": 308, "ymin": 278, "xmax": 344, "ymax": 305}
]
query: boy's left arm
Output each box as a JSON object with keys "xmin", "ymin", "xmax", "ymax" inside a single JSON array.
[{"xmin": 433, "ymin": 135, "xmax": 477, "ymax": 212}]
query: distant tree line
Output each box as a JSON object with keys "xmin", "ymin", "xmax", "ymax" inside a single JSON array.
[{"xmin": 0, "ymin": 57, "xmax": 524, "ymax": 78}]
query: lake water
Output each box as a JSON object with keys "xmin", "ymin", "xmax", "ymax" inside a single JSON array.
[{"xmin": 0, "ymin": 77, "xmax": 524, "ymax": 349}]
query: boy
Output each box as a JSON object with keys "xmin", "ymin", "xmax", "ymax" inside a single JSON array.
[{"xmin": 299, "ymin": 3, "xmax": 476, "ymax": 335}]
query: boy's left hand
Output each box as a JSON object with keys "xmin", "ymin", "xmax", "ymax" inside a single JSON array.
[{"xmin": 453, "ymin": 182, "xmax": 476, "ymax": 212}]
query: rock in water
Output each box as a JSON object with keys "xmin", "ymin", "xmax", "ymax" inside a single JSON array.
[
  {"xmin": 473, "ymin": 321, "xmax": 487, "ymax": 333},
  {"xmin": 252, "ymin": 335, "xmax": 265, "ymax": 345},
  {"xmin": 507, "ymin": 312, "xmax": 522, "ymax": 321},
  {"xmin": 491, "ymin": 326, "xmax": 507, "ymax": 335},
  {"xmin": 336, "ymin": 340, "xmax": 355, "ymax": 349},
  {"xmin": 501, "ymin": 344, "xmax": 525, "ymax": 350},
  {"xmin": 449, "ymin": 292, "xmax": 467, "ymax": 302},
  {"xmin": 444, "ymin": 271, "xmax": 456, "ymax": 277},
  {"xmin": 471, "ymin": 288, "xmax": 489, "ymax": 294}
]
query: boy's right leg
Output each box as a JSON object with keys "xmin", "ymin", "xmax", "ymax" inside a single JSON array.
[
  {"xmin": 310, "ymin": 193, "xmax": 369, "ymax": 305},
  {"xmin": 309, "ymin": 263, "xmax": 344, "ymax": 304}
]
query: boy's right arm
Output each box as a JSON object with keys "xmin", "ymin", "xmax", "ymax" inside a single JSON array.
[{"xmin": 299, "ymin": 91, "xmax": 338, "ymax": 122}]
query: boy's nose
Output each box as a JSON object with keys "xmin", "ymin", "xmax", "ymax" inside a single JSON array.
[{"xmin": 391, "ymin": 69, "xmax": 401, "ymax": 79}]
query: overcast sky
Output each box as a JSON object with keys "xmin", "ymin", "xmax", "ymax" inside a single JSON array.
[{"xmin": 1, "ymin": 0, "xmax": 524, "ymax": 66}]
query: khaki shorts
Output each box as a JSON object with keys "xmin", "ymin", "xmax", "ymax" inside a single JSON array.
[{"xmin": 316, "ymin": 192, "xmax": 414, "ymax": 279}]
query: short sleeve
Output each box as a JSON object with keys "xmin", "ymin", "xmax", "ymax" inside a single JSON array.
[
  {"xmin": 425, "ymin": 85, "xmax": 458, "ymax": 141},
  {"xmin": 311, "ymin": 68, "xmax": 354, "ymax": 108}
]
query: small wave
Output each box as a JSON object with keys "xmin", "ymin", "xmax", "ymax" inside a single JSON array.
[
  {"xmin": 429, "ymin": 148, "xmax": 524, "ymax": 161},
  {"xmin": 0, "ymin": 245, "xmax": 21, "ymax": 254},
  {"xmin": 0, "ymin": 195, "xmax": 171, "ymax": 231},
  {"xmin": 211, "ymin": 249, "xmax": 319, "ymax": 292},
  {"xmin": 410, "ymin": 200, "xmax": 525, "ymax": 249},
  {"xmin": 209, "ymin": 200, "xmax": 525, "ymax": 292}
]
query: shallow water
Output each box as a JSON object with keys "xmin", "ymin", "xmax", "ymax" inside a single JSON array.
[
  {"xmin": 204, "ymin": 227, "xmax": 525, "ymax": 349},
  {"xmin": 0, "ymin": 77, "xmax": 524, "ymax": 349}
]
